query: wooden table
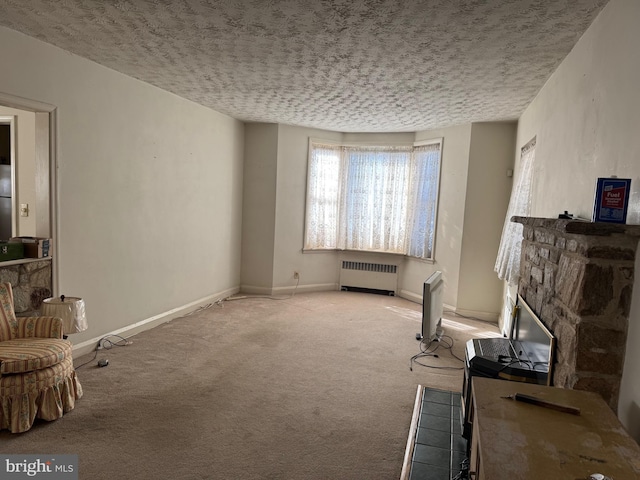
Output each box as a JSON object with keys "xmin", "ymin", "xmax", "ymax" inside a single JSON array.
[{"xmin": 469, "ymin": 377, "xmax": 640, "ymax": 479}]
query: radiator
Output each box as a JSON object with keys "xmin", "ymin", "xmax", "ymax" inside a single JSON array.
[{"xmin": 339, "ymin": 261, "xmax": 398, "ymax": 294}]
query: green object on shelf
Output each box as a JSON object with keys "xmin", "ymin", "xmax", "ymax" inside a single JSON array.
[{"xmin": 0, "ymin": 242, "xmax": 24, "ymax": 261}]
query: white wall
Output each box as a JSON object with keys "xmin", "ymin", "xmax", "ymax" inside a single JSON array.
[
  {"xmin": 457, "ymin": 122, "xmax": 516, "ymax": 319},
  {"xmin": 405, "ymin": 125, "xmax": 473, "ymax": 308},
  {"xmin": 0, "ymin": 27, "xmax": 244, "ymax": 350},
  {"xmin": 0, "ymin": 105, "xmax": 36, "ymax": 237},
  {"xmin": 241, "ymin": 123, "xmax": 344, "ymax": 294},
  {"xmin": 241, "ymin": 123, "xmax": 278, "ymax": 293},
  {"xmin": 272, "ymin": 125, "xmax": 344, "ymax": 293},
  {"xmin": 514, "ymin": 0, "xmax": 640, "ymax": 439}
]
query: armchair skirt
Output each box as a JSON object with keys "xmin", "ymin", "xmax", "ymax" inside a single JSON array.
[{"xmin": 0, "ymin": 354, "xmax": 82, "ymax": 433}]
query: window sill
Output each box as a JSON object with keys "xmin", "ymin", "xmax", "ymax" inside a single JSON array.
[{"xmin": 302, "ymin": 248, "xmax": 434, "ymax": 263}]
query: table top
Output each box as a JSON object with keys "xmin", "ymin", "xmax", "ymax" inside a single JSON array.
[{"xmin": 472, "ymin": 377, "xmax": 640, "ymax": 479}]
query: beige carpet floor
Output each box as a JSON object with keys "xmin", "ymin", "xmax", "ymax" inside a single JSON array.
[{"xmin": 0, "ymin": 291, "xmax": 499, "ymax": 479}]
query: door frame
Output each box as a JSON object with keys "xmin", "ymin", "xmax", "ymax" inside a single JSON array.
[{"xmin": 0, "ymin": 92, "xmax": 58, "ymax": 293}]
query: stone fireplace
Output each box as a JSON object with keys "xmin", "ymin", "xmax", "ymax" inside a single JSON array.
[
  {"xmin": 0, "ymin": 259, "xmax": 52, "ymax": 314},
  {"xmin": 513, "ymin": 216, "xmax": 640, "ymax": 410}
]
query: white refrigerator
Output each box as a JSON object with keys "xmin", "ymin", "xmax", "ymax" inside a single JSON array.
[{"xmin": 0, "ymin": 164, "xmax": 12, "ymax": 240}]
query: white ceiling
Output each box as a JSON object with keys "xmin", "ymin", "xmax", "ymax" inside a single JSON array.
[{"xmin": 0, "ymin": 0, "xmax": 609, "ymax": 132}]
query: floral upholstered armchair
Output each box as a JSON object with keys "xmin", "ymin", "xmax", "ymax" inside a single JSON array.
[{"xmin": 0, "ymin": 282, "xmax": 83, "ymax": 433}]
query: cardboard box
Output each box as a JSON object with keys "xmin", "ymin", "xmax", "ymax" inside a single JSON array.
[
  {"xmin": 0, "ymin": 241, "xmax": 24, "ymax": 262},
  {"xmin": 9, "ymin": 237, "xmax": 51, "ymax": 258}
]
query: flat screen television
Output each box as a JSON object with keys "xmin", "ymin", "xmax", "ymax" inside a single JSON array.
[{"xmin": 421, "ymin": 271, "xmax": 444, "ymax": 341}]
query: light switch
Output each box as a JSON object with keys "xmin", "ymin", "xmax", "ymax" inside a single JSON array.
[{"xmin": 20, "ymin": 203, "xmax": 29, "ymax": 217}]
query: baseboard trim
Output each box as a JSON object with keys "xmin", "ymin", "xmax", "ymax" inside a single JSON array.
[
  {"xmin": 239, "ymin": 283, "xmax": 338, "ymax": 296},
  {"xmin": 448, "ymin": 307, "xmax": 499, "ymax": 323},
  {"xmin": 398, "ymin": 289, "xmax": 499, "ymax": 323},
  {"xmin": 398, "ymin": 289, "xmax": 421, "ymax": 304},
  {"xmin": 72, "ymin": 286, "xmax": 240, "ymax": 358},
  {"xmin": 272, "ymin": 283, "xmax": 338, "ymax": 295}
]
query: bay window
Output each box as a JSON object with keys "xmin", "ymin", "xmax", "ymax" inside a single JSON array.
[{"xmin": 304, "ymin": 139, "xmax": 442, "ymax": 260}]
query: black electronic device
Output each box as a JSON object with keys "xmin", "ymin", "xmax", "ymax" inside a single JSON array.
[
  {"xmin": 467, "ymin": 295, "xmax": 555, "ymax": 384},
  {"xmin": 460, "ymin": 295, "xmax": 555, "ymax": 441}
]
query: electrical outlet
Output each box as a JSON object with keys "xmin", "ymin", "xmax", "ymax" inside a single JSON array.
[{"xmin": 293, "ymin": 271, "xmax": 299, "ymax": 279}]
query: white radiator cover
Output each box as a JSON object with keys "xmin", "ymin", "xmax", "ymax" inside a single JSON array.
[{"xmin": 339, "ymin": 261, "xmax": 398, "ymax": 294}]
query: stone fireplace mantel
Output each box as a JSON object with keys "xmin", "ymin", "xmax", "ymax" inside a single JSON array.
[{"xmin": 512, "ymin": 216, "xmax": 640, "ymax": 409}]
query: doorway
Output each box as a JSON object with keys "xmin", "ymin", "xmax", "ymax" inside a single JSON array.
[
  {"xmin": 0, "ymin": 118, "xmax": 15, "ymax": 240},
  {"xmin": 0, "ymin": 92, "xmax": 57, "ymax": 292}
]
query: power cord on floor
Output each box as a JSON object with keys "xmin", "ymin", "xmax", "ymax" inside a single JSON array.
[
  {"xmin": 74, "ymin": 350, "xmax": 98, "ymax": 370},
  {"xmin": 74, "ymin": 280, "xmax": 300, "ymax": 370},
  {"xmin": 452, "ymin": 457, "xmax": 470, "ymax": 480},
  {"xmin": 409, "ymin": 334, "xmax": 464, "ymax": 371},
  {"xmin": 96, "ymin": 334, "xmax": 132, "ymax": 350},
  {"xmin": 74, "ymin": 334, "xmax": 133, "ymax": 369},
  {"xmin": 179, "ymin": 299, "xmax": 225, "ymax": 318},
  {"xmin": 74, "ymin": 298, "xmax": 229, "ymax": 370}
]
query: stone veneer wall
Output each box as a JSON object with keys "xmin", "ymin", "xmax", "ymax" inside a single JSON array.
[
  {"xmin": 513, "ymin": 216, "xmax": 640, "ymax": 410},
  {"xmin": 0, "ymin": 259, "xmax": 52, "ymax": 314}
]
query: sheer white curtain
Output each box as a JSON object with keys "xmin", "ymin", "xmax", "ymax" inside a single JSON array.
[
  {"xmin": 338, "ymin": 146, "xmax": 412, "ymax": 253},
  {"xmin": 304, "ymin": 143, "xmax": 342, "ymax": 249},
  {"xmin": 304, "ymin": 141, "xmax": 442, "ymax": 259},
  {"xmin": 495, "ymin": 138, "xmax": 536, "ymax": 285},
  {"xmin": 407, "ymin": 142, "xmax": 442, "ymax": 259}
]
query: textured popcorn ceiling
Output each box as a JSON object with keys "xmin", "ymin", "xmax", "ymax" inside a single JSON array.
[{"xmin": 0, "ymin": 0, "xmax": 609, "ymax": 132}]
